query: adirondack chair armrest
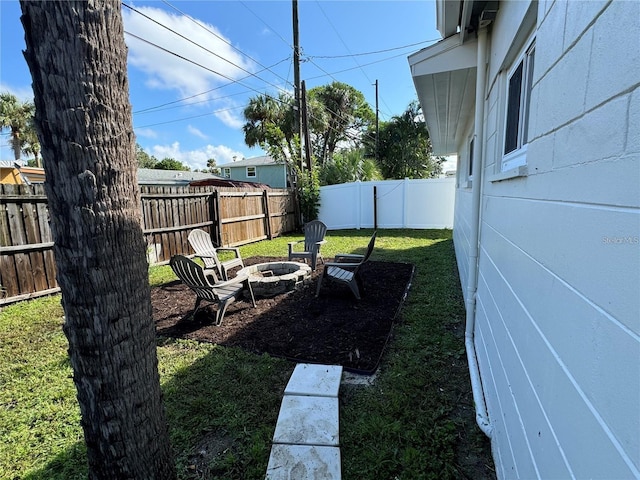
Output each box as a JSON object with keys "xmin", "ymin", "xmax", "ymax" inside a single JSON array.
[
  {"xmin": 213, "ymin": 274, "xmax": 250, "ymax": 289},
  {"xmin": 315, "ymin": 240, "xmax": 327, "ymax": 247},
  {"xmin": 196, "ymin": 249, "xmax": 218, "ymax": 259},
  {"xmin": 324, "ymin": 261, "xmax": 361, "ymax": 270},
  {"xmin": 334, "ymin": 253, "xmax": 364, "ymax": 262},
  {"xmin": 288, "ymin": 240, "xmax": 304, "ymax": 254}
]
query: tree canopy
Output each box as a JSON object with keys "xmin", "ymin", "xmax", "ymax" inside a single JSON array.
[
  {"xmin": 308, "ymin": 82, "xmax": 374, "ymax": 167},
  {"xmin": 319, "ymin": 148, "xmax": 381, "ymax": 186},
  {"xmin": 135, "ymin": 143, "xmax": 158, "ymax": 168},
  {"xmin": 371, "ymin": 101, "xmax": 444, "ymax": 179},
  {"xmin": 0, "ymin": 92, "xmax": 40, "ymax": 165},
  {"xmin": 154, "ymin": 157, "xmax": 190, "ymax": 171},
  {"xmin": 242, "ymin": 91, "xmax": 297, "ymax": 165},
  {"xmin": 241, "ymin": 81, "xmax": 374, "ymax": 170}
]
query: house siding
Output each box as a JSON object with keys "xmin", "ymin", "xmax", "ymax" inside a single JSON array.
[
  {"xmin": 455, "ymin": 0, "xmax": 639, "ymax": 477},
  {"xmin": 228, "ymin": 163, "xmax": 286, "ymax": 188}
]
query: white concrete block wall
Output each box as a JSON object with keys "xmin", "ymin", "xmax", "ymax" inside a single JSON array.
[
  {"xmin": 453, "ymin": 188, "xmax": 473, "ymax": 299},
  {"xmin": 455, "ymin": 0, "xmax": 640, "ymax": 477}
]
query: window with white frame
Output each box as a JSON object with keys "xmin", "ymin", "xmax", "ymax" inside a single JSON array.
[
  {"xmin": 502, "ymin": 38, "xmax": 535, "ymax": 172},
  {"xmin": 246, "ymin": 166, "xmax": 256, "ymax": 178},
  {"xmin": 468, "ymin": 136, "xmax": 475, "ymax": 179},
  {"xmin": 223, "ymin": 167, "xmax": 230, "ymax": 178}
]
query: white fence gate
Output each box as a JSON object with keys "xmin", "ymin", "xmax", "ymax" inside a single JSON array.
[{"xmin": 318, "ymin": 177, "xmax": 455, "ymax": 230}]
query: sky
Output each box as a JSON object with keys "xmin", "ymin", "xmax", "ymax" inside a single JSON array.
[{"xmin": 0, "ymin": 0, "xmax": 443, "ymax": 171}]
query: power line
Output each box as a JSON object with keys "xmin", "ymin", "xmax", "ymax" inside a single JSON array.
[
  {"xmin": 133, "ymin": 57, "xmax": 290, "ymax": 115},
  {"xmin": 161, "ymin": 0, "xmax": 293, "ymax": 88},
  {"xmin": 239, "ymin": 1, "xmax": 292, "ymax": 49},
  {"xmin": 122, "ymin": 2, "xmax": 286, "ymax": 95},
  {"xmin": 306, "ymin": 39, "xmax": 439, "ymax": 59},
  {"xmin": 135, "ymin": 90, "xmax": 250, "ymax": 116},
  {"xmin": 135, "ymin": 105, "xmax": 246, "ymax": 129},
  {"xmin": 125, "ymin": 31, "xmax": 291, "ymax": 104}
]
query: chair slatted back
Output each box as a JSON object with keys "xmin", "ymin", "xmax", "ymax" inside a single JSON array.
[
  {"xmin": 303, "ymin": 220, "xmax": 327, "ymax": 252},
  {"xmin": 188, "ymin": 229, "xmax": 219, "ymax": 270},
  {"xmin": 361, "ymin": 231, "xmax": 377, "ymax": 264},
  {"xmin": 170, "ymin": 255, "xmax": 220, "ymax": 302}
]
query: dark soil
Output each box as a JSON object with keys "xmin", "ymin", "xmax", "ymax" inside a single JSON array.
[{"xmin": 152, "ymin": 257, "xmax": 414, "ymax": 374}]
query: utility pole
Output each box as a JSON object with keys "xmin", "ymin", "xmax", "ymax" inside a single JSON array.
[
  {"xmin": 301, "ymin": 80, "xmax": 312, "ymax": 172},
  {"xmin": 292, "ymin": 0, "xmax": 303, "ymax": 171},
  {"xmin": 375, "ymin": 79, "xmax": 379, "ymax": 164}
]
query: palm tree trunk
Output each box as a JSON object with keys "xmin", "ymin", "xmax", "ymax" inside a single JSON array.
[{"xmin": 20, "ymin": 1, "xmax": 176, "ymax": 478}]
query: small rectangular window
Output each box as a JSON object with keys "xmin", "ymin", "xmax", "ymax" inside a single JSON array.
[
  {"xmin": 504, "ymin": 61, "xmax": 524, "ymax": 155},
  {"xmin": 223, "ymin": 167, "xmax": 230, "ymax": 178},
  {"xmin": 468, "ymin": 137, "xmax": 475, "ymax": 178},
  {"xmin": 246, "ymin": 166, "xmax": 256, "ymax": 178},
  {"xmin": 502, "ymin": 39, "xmax": 535, "ymax": 172}
]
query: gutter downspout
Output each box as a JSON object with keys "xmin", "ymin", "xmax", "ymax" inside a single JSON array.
[{"xmin": 465, "ymin": 26, "xmax": 492, "ymax": 438}]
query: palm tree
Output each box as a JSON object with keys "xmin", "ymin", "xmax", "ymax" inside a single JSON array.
[
  {"xmin": 20, "ymin": 1, "xmax": 176, "ymax": 478},
  {"xmin": 308, "ymin": 82, "xmax": 374, "ymax": 167},
  {"xmin": 242, "ymin": 91, "xmax": 298, "ymax": 164},
  {"xmin": 0, "ymin": 92, "xmax": 36, "ymax": 162},
  {"xmin": 21, "ymin": 118, "xmax": 42, "ymax": 167}
]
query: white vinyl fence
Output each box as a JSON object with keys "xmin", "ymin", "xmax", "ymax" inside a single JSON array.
[{"xmin": 318, "ymin": 177, "xmax": 455, "ymax": 230}]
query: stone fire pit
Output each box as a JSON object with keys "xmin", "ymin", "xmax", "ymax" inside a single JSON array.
[{"xmin": 237, "ymin": 262, "xmax": 312, "ymax": 298}]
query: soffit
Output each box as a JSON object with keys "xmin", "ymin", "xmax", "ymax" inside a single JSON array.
[{"xmin": 409, "ymin": 35, "xmax": 478, "ymax": 156}]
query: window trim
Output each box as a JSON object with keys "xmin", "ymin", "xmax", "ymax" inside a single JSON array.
[
  {"xmin": 246, "ymin": 166, "xmax": 256, "ymax": 178},
  {"xmin": 501, "ymin": 35, "xmax": 536, "ymax": 173},
  {"xmin": 468, "ymin": 136, "xmax": 475, "ymax": 180},
  {"xmin": 222, "ymin": 167, "xmax": 231, "ymax": 178}
]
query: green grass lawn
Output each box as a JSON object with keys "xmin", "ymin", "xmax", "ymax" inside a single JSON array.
[{"xmin": 0, "ymin": 229, "xmax": 494, "ymax": 479}]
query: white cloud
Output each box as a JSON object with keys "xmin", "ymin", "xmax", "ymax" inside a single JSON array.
[
  {"xmin": 214, "ymin": 108, "xmax": 245, "ymax": 129},
  {"xmin": 149, "ymin": 141, "xmax": 245, "ymax": 171},
  {"xmin": 122, "ymin": 6, "xmax": 255, "ymax": 100},
  {"xmin": 187, "ymin": 125, "xmax": 208, "ymax": 140},
  {"xmin": 135, "ymin": 127, "xmax": 158, "ymax": 139}
]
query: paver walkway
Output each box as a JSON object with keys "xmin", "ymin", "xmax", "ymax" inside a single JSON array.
[{"xmin": 265, "ymin": 364, "xmax": 343, "ymax": 480}]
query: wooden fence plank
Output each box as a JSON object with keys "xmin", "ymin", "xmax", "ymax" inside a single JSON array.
[
  {"xmin": 0, "ymin": 183, "xmax": 297, "ymax": 302},
  {"xmin": 21, "ymin": 189, "xmax": 48, "ymax": 292}
]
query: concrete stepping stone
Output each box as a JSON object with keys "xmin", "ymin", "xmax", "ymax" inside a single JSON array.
[
  {"xmin": 284, "ymin": 364, "xmax": 343, "ymax": 397},
  {"xmin": 272, "ymin": 395, "xmax": 339, "ymax": 446},
  {"xmin": 265, "ymin": 444, "xmax": 341, "ymax": 480}
]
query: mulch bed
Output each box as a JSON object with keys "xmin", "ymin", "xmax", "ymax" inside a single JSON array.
[{"xmin": 152, "ymin": 257, "xmax": 414, "ymax": 374}]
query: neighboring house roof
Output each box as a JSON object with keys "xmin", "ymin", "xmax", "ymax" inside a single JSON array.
[
  {"xmin": 0, "ymin": 163, "xmax": 45, "ymax": 184},
  {"xmin": 18, "ymin": 166, "xmax": 46, "ymax": 184},
  {"xmin": 223, "ymin": 155, "xmax": 281, "ymax": 168},
  {"xmin": 137, "ymin": 168, "xmax": 224, "ymax": 186},
  {"xmin": 189, "ymin": 178, "xmax": 271, "ymax": 189}
]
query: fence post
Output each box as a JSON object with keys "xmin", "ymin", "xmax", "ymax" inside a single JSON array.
[
  {"xmin": 373, "ymin": 185, "xmax": 378, "ymax": 230},
  {"xmin": 356, "ymin": 180, "xmax": 362, "ymax": 230},
  {"xmin": 403, "ymin": 177, "xmax": 410, "ymax": 228},
  {"xmin": 211, "ymin": 190, "xmax": 222, "ymax": 246},
  {"xmin": 262, "ymin": 189, "xmax": 272, "ymax": 239}
]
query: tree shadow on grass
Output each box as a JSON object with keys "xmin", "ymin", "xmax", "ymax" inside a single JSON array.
[{"xmin": 20, "ymin": 231, "xmax": 494, "ymax": 480}]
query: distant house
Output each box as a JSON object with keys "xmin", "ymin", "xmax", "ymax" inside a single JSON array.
[
  {"xmin": 221, "ymin": 155, "xmax": 290, "ymax": 189},
  {"xmin": 1, "ymin": 166, "xmax": 225, "ymax": 187},
  {"xmin": 0, "ymin": 162, "xmax": 45, "ymax": 185},
  {"xmin": 137, "ymin": 168, "xmax": 224, "ymax": 186},
  {"xmin": 410, "ymin": 1, "xmax": 639, "ymax": 478}
]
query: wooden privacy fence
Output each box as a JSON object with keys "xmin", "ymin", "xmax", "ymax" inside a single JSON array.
[{"xmin": 0, "ymin": 183, "xmax": 298, "ymax": 305}]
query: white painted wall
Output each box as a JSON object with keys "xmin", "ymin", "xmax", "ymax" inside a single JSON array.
[
  {"xmin": 454, "ymin": 1, "xmax": 640, "ymax": 478},
  {"xmin": 318, "ymin": 178, "xmax": 455, "ymax": 230}
]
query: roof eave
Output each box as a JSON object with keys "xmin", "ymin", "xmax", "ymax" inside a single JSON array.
[
  {"xmin": 436, "ymin": 0, "xmax": 463, "ymax": 38},
  {"xmin": 409, "ymin": 34, "xmax": 478, "ymax": 156}
]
